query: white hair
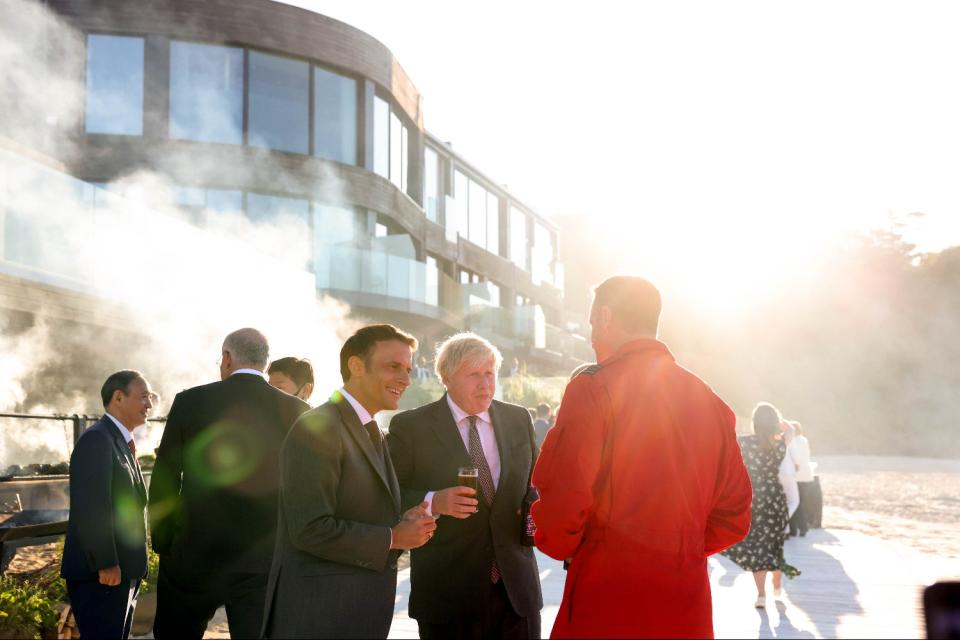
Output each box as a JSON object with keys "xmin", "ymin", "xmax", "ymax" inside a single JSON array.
[
  {"xmin": 223, "ymin": 327, "xmax": 270, "ymax": 370},
  {"xmin": 434, "ymin": 332, "xmax": 503, "ymax": 382}
]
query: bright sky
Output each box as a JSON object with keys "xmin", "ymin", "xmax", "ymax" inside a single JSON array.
[{"xmin": 288, "ymin": 1, "xmax": 960, "ymax": 307}]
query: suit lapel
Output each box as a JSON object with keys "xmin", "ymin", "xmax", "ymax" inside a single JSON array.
[
  {"xmin": 97, "ymin": 417, "xmax": 147, "ymax": 503},
  {"xmin": 430, "ymin": 395, "xmax": 472, "ymax": 466},
  {"xmin": 333, "ymin": 397, "xmax": 396, "ymax": 505},
  {"xmin": 488, "ymin": 401, "xmax": 511, "ymax": 502}
]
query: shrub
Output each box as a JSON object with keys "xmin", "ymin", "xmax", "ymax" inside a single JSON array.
[{"xmin": 0, "ymin": 574, "xmax": 59, "ymax": 640}]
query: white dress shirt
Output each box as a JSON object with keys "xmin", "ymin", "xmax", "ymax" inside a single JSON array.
[
  {"xmin": 790, "ymin": 435, "xmax": 814, "ymax": 482},
  {"xmin": 231, "ymin": 368, "xmax": 267, "ymax": 379},
  {"xmin": 424, "ymin": 396, "xmax": 501, "ymax": 516},
  {"xmin": 104, "ymin": 412, "xmax": 135, "ymax": 445},
  {"xmin": 339, "ymin": 387, "xmax": 374, "ymax": 426}
]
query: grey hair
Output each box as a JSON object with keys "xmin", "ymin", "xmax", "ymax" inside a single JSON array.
[
  {"xmin": 435, "ymin": 332, "xmax": 503, "ymax": 382},
  {"xmin": 223, "ymin": 328, "xmax": 270, "ymax": 370}
]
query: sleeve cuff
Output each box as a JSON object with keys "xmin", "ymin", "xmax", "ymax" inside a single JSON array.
[{"xmin": 424, "ymin": 491, "xmax": 436, "ymax": 517}]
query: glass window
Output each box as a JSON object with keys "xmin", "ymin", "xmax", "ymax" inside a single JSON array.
[
  {"xmin": 454, "ymin": 170, "xmax": 469, "ymax": 239},
  {"xmin": 314, "ymin": 67, "xmax": 356, "ymax": 164},
  {"xmin": 85, "ymin": 35, "xmax": 144, "ymax": 135},
  {"xmin": 313, "ymin": 203, "xmax": 357, "ymax": 245},
  {"xmin": 459, "ymin": 270, "xmax": 470, "ymax": 285},
  {"xmin": 390, "ymin": 112, "xmax": 408, "ymax": 191},
  {"xmin": 426, "ymin": 255, "xmax": 439, "ymax": 306},
  {"xmin": 375, "ymin": 222, "xmax": 388, "ymax": 238},
  {"xmin": 169, "ymin": 41, "xmax": 243, "ymax": 144},
  {"xmin": 248, "ymin": 51, "xmax": 309, "ymax": 153},
  {"xmin": 510, "ymin": 206, "xmax": 529, "ymax": 271},
  {"xmin": 424, "ymin": 147, "xmax": 439, "ymax": 222},
  {"xmin": 532, "ymin": 222, "xmax": 554, "ymax": 285},
  {"xmin": 246, "ymin": 192, "xmax": 310, "ymax": 224},
  {"xmin": 488, "ymin": 282, "xmax": 501, "ymax": 307},
  {"xmin": 468, "ymin": 180, "xmax": 487, "ymax": 248},
  {"xmin": 373, "ymin": 96, "xmax": 390, "ymax": 178},
  {"xmin": 486, "ymin": 192, "xmax": 500, "ymax": 256},
  {"xmin": 172, "ymin": 186, "xmax": 205, "ymax": 208},
  {"xmin": 205, "ymin": 189, "xmax": 243, "ymax": 215}
]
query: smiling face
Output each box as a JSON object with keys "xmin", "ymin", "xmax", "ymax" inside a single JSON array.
[
  {"xmin": 110, "ymin": 376, "xmax": 155, "ymax": 429},
  {"xmin": 345, "ymin": 339, "xmax": 414, "ymax": 414},
  {"xmin": 444, "ymin": 356, "xmax": 497, "ymax": 416}
]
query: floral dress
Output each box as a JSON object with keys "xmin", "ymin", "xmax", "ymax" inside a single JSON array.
[{"xmin": 722, "ymin": 435, "xmax": 793, "ymax": 572}]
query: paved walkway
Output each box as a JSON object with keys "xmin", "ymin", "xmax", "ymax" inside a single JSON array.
[
  {"xmin": 190, "ymin": 528, "xmax": 960, "ymax": 639},
  {"xmin": 389, "ymin": 528, "xmax": 960, "ymax": 639}
]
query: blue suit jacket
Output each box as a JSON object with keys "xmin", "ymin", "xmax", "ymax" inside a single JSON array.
[{"xmin": 61, "ymin": 416, "xmax": 148, "ymax": 582}]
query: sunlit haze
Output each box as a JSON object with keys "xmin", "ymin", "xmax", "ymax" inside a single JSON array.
[{"xmin": 287, "ymin": 0, "xmax": 960, "ymax": 309}]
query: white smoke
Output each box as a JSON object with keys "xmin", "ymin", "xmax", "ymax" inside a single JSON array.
[{"xmin": 0, "ymin": 0, "xmax": 361, "ymax": 467}]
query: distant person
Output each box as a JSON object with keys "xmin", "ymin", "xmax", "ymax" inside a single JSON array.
[
  {"xmin": 262, "ymin": 324, "xmax": 436, "ymax": 639},
  {"xmin": 508, "ymin": 357, "xmax": 521, "ymax": 377},
  {"xmin": 267, "ymin": 356, "xmax": 315, "ymax": 401},
  {"xmin": 532, "ymin": 276, "xmax": 752, "ymax": 638},
  {"xmin": 722, "ymin": 402, "xmax": 801, "ymax": 608},
  {"xmin": 413, "ymin": 355, "xmax": 432, "ymax": 380},
  {"xmin": 779, "ymin": 421, "xmax": 800, "ymax": 529},
  {"xmin": 533, "ymin": 403, "xmax": 551, "ymax": 449},
  {"xmin": 388, "ymin": 332, "xmax": 543, "ymax": 639},
  {"xmin": 788, "ymin": 421, "xmax": 814, "ymax": 536},
  {"xmin": 61, "ymin": 370, "xmax": 155, "ymax": 639},
  {"xmin": 149, "ymin": 329, "xmax": 311, "ymax": 639}
]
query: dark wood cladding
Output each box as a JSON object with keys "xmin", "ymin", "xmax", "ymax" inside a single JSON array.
[{"xmin": 48, "ymin": 0, "xmax": 423, "ymax": 126}]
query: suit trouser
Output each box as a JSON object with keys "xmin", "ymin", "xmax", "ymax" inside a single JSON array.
[
  {"xmin": 154, "ymin": 556, "xmax": 266, "ymax": 640},
  {"xmin": 791, "ymin": 481, "xmax": 815, "ymax": 534},
  {"xmin": 67, "ymin": 578, "xmax": 140, "ymax": 640},
  {"xmin": 417, "ymin": 579, "xmax": 541, "ymax": 640}
]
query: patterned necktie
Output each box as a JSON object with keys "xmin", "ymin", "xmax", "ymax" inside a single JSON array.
[
  {"xmin": 467, "ymin": 415, "xmax": 501, "ymax": 583},
  {"xmin": 364, "ymin": 420, "xmax": 384, "ymax": 459},
  {"xmin": 127, "ymin": 439, "xmax": 137, "ymax": 459}
]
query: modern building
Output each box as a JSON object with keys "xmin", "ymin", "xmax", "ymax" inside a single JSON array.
[{"xmin": 0, "ymin": 0, "xmax": 591, "ymax": 393}]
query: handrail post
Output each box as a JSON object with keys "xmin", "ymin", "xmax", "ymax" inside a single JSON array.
[{"xmin": 71, "ymin": 414, "xmax": 83, "ymax": 446}]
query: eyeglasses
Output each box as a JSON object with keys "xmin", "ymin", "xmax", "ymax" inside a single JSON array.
[{"xmin": 216, "ymin": 351, "xmax": 228, "ymax": 367}]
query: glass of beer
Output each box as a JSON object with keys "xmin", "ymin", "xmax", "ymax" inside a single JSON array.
[{"xmin": 457, "ymin": 466, "xmax": 479, "ymax": 491}]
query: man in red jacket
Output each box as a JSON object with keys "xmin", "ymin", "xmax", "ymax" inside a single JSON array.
[{"xmin": 532, "ymin": 276, "xmax": 752, "ymax": 639}]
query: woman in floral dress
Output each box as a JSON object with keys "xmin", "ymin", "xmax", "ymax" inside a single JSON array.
[{"xmin": 722, "ymin": 402, "xmax": 799, "ymax": 607}]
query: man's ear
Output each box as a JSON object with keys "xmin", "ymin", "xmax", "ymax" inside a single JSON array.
[
  {"xmin": 348, "ymin": 355, "xmax": 365, "ymax": 379},
  {"xmin": 110, "ymin": 389, "xmax": 125, "ymax": 407},
  {"xmin": 598, "ymin": 305, "xmax": 614, "ymax": 330}
]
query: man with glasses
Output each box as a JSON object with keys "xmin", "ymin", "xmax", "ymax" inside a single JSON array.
[{"xmin": 149, "ymin": 328, "xmax": 311, "ymax": 639}]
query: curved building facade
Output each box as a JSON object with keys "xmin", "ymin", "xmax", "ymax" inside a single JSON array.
[{"xmin": 2, "ymin": 0, "xmax": 591, "ymax": 373}]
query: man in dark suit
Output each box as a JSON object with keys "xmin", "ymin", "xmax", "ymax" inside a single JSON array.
[
  {"xmin": 149, "ymin": 328, "xmax": 310, "ymax": 639},
  {"xmin": 61, "ymin": 370, "xmax": 154, "ymax": 639},
  {"xmin": 263, "ymin": 324, "xmax": 437, "ymax": 639},
  {"xmin": 388, "ymin": 332, "xmax": 543, "ymax": 640}
]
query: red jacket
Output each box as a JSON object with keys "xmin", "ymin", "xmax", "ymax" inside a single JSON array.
[{"xmin": 532, "ymin": 339, "xmax": 752, "ymax": 638}]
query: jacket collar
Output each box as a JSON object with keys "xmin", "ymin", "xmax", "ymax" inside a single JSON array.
[{"xmin": 604, "ymin": 338, "xmax": 674, "ymax": 364}]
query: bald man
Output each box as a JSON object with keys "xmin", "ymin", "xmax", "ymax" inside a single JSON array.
[{"xmin": 149, "ymin": 328, "xmax": 311, "ymax": 639}]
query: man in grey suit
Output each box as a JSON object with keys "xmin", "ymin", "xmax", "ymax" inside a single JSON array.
[
  {"xmin": 388, "ymin": 332, "xmax": 543, "ymax": 639},
  {"xmin": 262, "ymin": 324, "xmax": 437, "ymax": 639}
]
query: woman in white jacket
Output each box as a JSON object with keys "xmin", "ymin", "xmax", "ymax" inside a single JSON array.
[{"xmin": 778, "ymin": 421, "xmax": 800, "ymax": 524}]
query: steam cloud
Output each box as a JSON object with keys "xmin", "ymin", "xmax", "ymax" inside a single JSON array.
[{"xmin": 0, "ymin": 0, "xmax": 360, "ymax": 468}]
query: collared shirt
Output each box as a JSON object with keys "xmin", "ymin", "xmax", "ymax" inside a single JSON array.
[
  {"xmin": 425, "ymin": 395, "xmax": 500, "ymax": 516},
  {"xmin": 789, "ymin": 435, "xmax": 814, "ymax": 482},
  {"xmin": 231, "ymin": 368, "xmax": 266, "ymax": 379},
  {"xmin": 446, "ymin": 395, "xmax": 500, "ymax": 489},
  {"xmin": 104, "ymin": 412, "xmax": 135, "ymax": 445},
  {"xmin": 339, "ymin": 387, "xmax": 374, "ymax": 426}
]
